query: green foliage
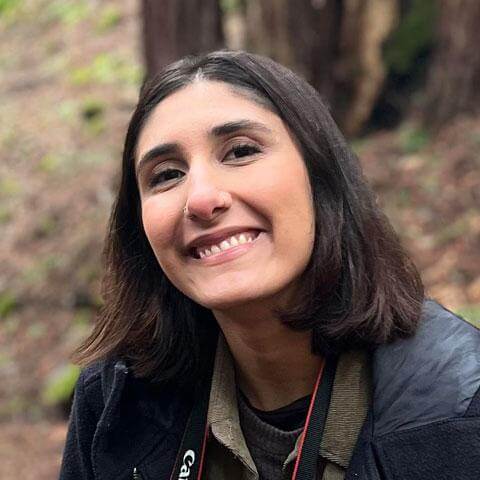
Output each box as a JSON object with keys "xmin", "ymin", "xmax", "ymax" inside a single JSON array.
[
  {"xmin": 0, "ymin": 0, "xmax": 20, "ymax": 16},
  {"xmin": 399, "ymin": 124, "xmax": 430, "ymax": 153},
  {"xmin": 0, "ymin": 177, "xmax": 21, "ymax": 197},
  {"xmin": 384, "ymin": 0, "xmax": 437, "ymax": 75},
  {"xmin": 41, "ymin": 363, "xmax": 80, "ymax": 406},
  {"xmin": 85, "ymin": 118, "xmax": 106, "ymax": 136},
  {"xmin": 95, "ymin": 4, "xmax": 121, "ymax": 32},
  {"xmin": 70, "ymin": 53, "xmax": 143, "ymax": 87},
  {"xmin": 81, "ymin": 98, "xmax": 104, "ymax": 119},
  {"xmin": 0, "ymin": 0, "xmax": 24, "ymax": 24},
  {"xmin": 57, "ymin": 100, "xmax": 79, "ymax": 124},
  {"xmin": 38, "ymin": 153, "xmax": 62, "ymax": 173},
  {"xmin": 73, "ymin": 308, "xmax": 91, "ymax": 327},
  {"xmin": 80, "ymin": 97, "xmax": 106, "ymax": 135},
  {"xmin": 46, "ymin": 0, "xmax": 90, "ymax": 26},
  {"xmin": 457, "ymin": 306, "xmax": 480, "ymax": 328},
  {"xmin": 220, "ymin": 0, "xmax": 242, "ymax": 13},
  {"xmin": 0, "ymin": 290, "xmax": 17, "ymax": 318}
]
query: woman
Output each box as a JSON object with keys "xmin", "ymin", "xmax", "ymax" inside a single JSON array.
[{"xmin": 60, "ymin": 51, "xmax": 480, "ymax": 480}]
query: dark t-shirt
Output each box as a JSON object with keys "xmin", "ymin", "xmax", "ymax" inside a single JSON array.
[{"xmin": 239, "ymin": 391, "xmax": 311, "ymax": 431}]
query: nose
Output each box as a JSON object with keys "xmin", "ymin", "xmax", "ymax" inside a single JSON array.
[{"xmin": 184, "ymin": 172, "xmax": 232, "ymax": 223}]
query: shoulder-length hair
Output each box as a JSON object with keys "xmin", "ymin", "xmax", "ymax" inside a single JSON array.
[{"xmin": 73, "ymin": 50, "xmax": 424, "ymax": 384}]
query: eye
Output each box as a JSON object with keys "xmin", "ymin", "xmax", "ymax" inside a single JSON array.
[
  {"xmin": 148, "ymin": 168, "xmax": 184, "ymax": 189},
  {"xmin": 224, "ymin": 143, "xmax": 261, "ymax": 162}
]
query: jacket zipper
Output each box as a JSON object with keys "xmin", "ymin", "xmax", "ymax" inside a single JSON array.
[{"xmin": 133, "ymin": 467, "xmax": 143, "ymax": 480}]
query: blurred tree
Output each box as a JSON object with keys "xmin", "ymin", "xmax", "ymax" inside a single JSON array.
[
  {"xmin": 245, "ymin": 0, "xmax": 399, "ymax": 136},
  {"xmin": 337, "ymin": 0, "xmax": 399, "ymax": 135},
  {"xmin": 141, "ymin": 0, "xmax": 348, "ymax": 122},
  {"xmin": 142, "ymin": 0, "xmax": 224, "ymax": 78},
  {"xmin": 371, "ymin": 0, "xmax": 437, "ymax": 130},
  {"xmin": 245, "ymin": 0, "xmax": 342, "ymax": 108},
  {"xmin": 424, "ymin": 0, "xmax": 480, "ymax": 128}
]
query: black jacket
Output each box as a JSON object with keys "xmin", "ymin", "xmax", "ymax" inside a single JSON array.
[{"xmin": 59, "ymin": 300, "xmax": 480, "ymax": 479}]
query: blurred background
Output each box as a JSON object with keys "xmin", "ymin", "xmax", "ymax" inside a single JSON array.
[{"xmin": 0, "ymin": 0, "xmax": 479, "ymax": 477}]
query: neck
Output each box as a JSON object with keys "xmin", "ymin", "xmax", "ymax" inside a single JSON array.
[{"xmin": 213, "ymin": 302, "xmax": 322, "ymax": 411}]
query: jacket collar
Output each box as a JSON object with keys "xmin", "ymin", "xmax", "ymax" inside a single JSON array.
[
  {"xmin": 91, "ymin": 360, "xmax": 190, "ymax": 480},
  {"xmin": 207, "ymin": 335, "xmax": 371, "ymax": 473},
  {"xmin": 208, "ymin": 335, "xmax": 257, "ymax": 474},
  {"xmin": 89, "ymin": 343, "xmax": 371, "ymax": 479}
]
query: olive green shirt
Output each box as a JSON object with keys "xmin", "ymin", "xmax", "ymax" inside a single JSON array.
[{"xmin": 205, "ymin": 335, "xmax": 371, "ymax": 480}]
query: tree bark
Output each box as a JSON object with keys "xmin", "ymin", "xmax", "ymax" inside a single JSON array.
[
  {"xmin": 424, "ymin": 0, "xmax": 480, "ymax": 128},
  {"xmin": 142, "ymin": 0, "xmax": 225, "ymax": 78},
  {"xmin": 245, "ymin": 0, "xmax": 342, "ymax": 101},
  {"xmin": 338, "ymin": 0, "xmax": 398, "ymax": 135},
  {"xmin": 245, "ymin": 0, "xmax": 398, "ymax": 136}
]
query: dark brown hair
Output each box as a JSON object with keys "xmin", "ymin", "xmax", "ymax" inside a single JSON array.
[{"xmin": 73, "ymin": 50, "xmax": 424, "ymax": 384}]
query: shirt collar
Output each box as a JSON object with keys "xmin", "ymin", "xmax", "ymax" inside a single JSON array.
[
  {"xmin": 207, "ymin": 334, "xmax": 371, "ymax": 471},
  {"xmin": 207, "ymin": 333, "xmax": 257, "ymax": 474},
  {"xmin": 284, "ymin": 350, "xmax": 371, "ymax": 469}
]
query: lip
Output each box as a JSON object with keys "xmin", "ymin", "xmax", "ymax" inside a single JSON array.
[
  {"xmin": 184, "ymin": 226, "xmax": 264, "ymax": 256},
  {"xmin": 191, "ymin": 231, "xmax": 264, "ymax": 265}
]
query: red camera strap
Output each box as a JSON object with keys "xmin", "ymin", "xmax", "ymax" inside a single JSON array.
[{"xmin": 170, "ymin": 345, "xmax": 336, "ymax": 480}]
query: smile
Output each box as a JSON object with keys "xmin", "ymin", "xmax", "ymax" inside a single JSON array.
[
  {"xmin": 190, "ymin": 230, "xmax": 262, "ymax": 263},
  {"xmin": 195, "ymin": 230, "xmax": 259, "ymax": 258}
]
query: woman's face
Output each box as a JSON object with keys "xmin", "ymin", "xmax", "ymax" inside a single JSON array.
[{"xmin": 136, "ymin": 81, "xmax": 315, "ymax": 311}]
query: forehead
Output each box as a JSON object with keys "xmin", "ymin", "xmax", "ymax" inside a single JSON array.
[{"xmin": 136, "ymin": 81, "xmax": 286, "ymax": 158}]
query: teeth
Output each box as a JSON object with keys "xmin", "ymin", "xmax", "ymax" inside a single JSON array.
[
  {"xmin": 196, "ymin": 231, "xmax": 259, "ymax": 258},
  {"xmin": 219, "ymin": 240, "xmax": 230, "ymax": 251}
]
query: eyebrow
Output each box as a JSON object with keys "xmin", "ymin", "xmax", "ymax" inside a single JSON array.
[
  {"xmin": 135, "ymin": 119, "xmax": 273, "ymax": 178},
  {"xmin": 210, "ymin": 119, "xmax": 273, "ymax": 137}
]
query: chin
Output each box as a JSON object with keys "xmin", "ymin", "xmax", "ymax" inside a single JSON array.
[
  {"xmin": 190, "ymin": 282, "xmax": 285, "ymax": 312},
  {"xmin": 194, "ymin": 292, "xmax": 259, "ymax": 311}
]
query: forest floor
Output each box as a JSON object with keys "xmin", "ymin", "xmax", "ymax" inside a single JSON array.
[{"xmin": 0, "ymin": 1, "xmax": 479, "ymax": 478}]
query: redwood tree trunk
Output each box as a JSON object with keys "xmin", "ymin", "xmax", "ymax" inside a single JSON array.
[
  {"xmin": 245, "ymin": 0, "xmax": 398, "ymax": 136},
  {"xmin": 142, "ymin": 0, "xmax": 224, "ymax": 78},
  {"xmin": 337, "ymin": 0, "xmax": 398, "ymax": 135},
  {"xmin": 424, "ymin": 0, "xmax": 480, "ymax": 128},
  {"xmin": 245, "ymin": 0, "xmax": 342, "ymax": 101}
]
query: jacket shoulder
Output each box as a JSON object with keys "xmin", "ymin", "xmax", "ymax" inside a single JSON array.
[
  {"xmin": 372, "ymin": 299, "xmax": 480, "ymax": 436},
  {"xmin": 73, "ymin": 358, "xmax": 127, "ymax": 420}
]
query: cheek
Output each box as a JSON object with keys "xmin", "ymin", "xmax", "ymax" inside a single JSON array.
[
  {"xmin": 267, "ymin": 160, "xmax": 314, "ymax": 235},
  {"xmin": 141, "ymin": 198, "xmax": 177, "ymax": 260},
  {"xmin": 277, "ymin": 175, "xmax": 314, "ymax": 268}
]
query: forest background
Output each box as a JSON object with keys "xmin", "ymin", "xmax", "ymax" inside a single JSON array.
[{"xmin": 0, "ymin": 0, "xmax": 479, "ymax": 478}]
